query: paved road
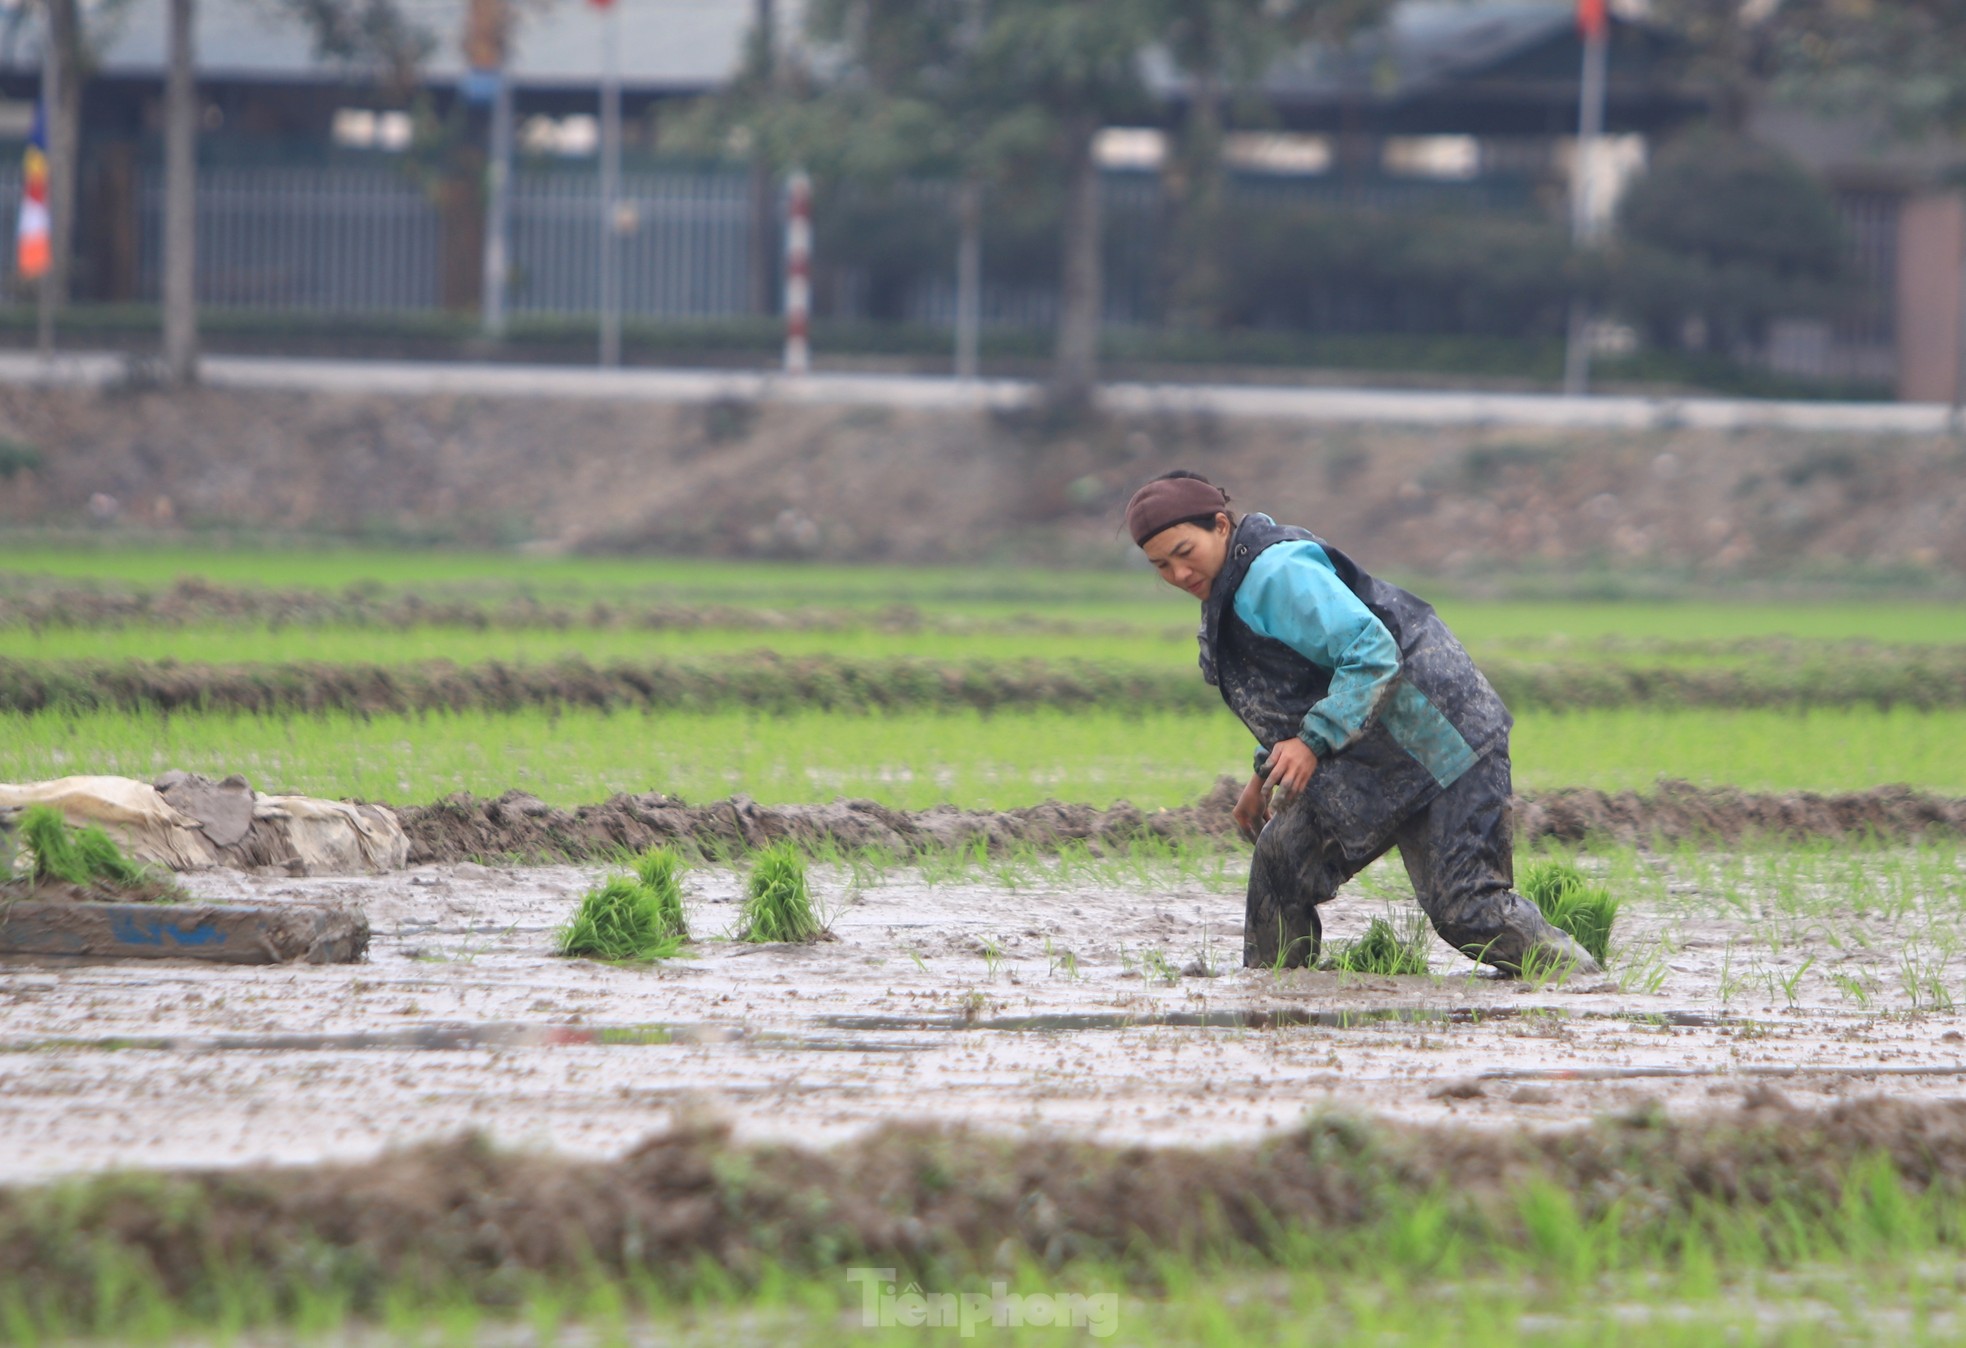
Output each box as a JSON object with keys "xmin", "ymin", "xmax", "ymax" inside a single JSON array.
[{"xmin": 0, "ymin": 350, "xmax": 1956, "ymax": 435}]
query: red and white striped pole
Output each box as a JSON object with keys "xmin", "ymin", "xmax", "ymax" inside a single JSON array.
[{"xmin": 783, "ymin": 169, "xmax": 812, "ymax": 375}]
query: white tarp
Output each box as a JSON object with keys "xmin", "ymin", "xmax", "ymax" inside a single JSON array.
[{"xmin": 0, "ymin": 775, "xmax": 408, "ymax": 876}]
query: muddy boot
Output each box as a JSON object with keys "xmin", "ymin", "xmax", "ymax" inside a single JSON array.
[
  {"xmin": 1479, "ymin": 914, "xmax": 1601, "ymax": 980},
  {"xmin": 1243, "ymin": 894, "xmax": 1321, "ymax": 970}
]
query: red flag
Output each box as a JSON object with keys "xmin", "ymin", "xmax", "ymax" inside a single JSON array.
[{"xmin": 1578, "ymin": 0, "xmax": 1608, "ymax": 40}]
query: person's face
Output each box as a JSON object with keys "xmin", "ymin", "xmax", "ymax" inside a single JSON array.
[{"xmin": 1141, "ymin": 515, "xmax": 1232, "ymax": 601}]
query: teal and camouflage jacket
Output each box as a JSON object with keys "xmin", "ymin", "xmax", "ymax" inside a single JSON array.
[{"xmin": 1199, "ymin": 514, "xmax": 1512, "ymax": 862}]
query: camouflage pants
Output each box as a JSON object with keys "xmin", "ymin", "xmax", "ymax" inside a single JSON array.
[{"xmin": 1243, "ymin": 749, "xmax": 1564, "ymax": 972}]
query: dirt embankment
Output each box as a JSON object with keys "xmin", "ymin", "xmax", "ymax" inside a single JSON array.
[
  {"xmin": 0, "ymin": 1093, "xmax": 1961, "ymax": 1312},
  {"xmin": 2, "ymin": 384, "xmax": 1964, "ymax": 575},
  {"xmin": 396, "ymin": 777, "xmax": 1966, "ymax": 863}
]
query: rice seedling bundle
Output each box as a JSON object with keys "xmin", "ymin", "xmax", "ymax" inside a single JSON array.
[
  {"xmin": 741, "ymin": 841, "xmax": 822, "ymax": 943},
  {"xmin": 1326, "ymin": 914, "xmax": 1432, "ymax": 976},
  {"xmin": 1520, "ymin": 860, "xmax": 1620, "ymax": 964},
  {"xmin": 556, "ymin": 844, "xmax": 694, "ymax": 960}
]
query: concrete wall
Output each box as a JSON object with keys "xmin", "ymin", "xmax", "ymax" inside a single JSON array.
[{"xmin": 1897, "ymin": 193, "xmax": 1965, "ymax": 403}]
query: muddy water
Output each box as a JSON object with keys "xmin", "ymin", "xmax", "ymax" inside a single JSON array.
[{"xmin": 1, "ymin": 856, "xmax": 1963, "ymax": 1181}]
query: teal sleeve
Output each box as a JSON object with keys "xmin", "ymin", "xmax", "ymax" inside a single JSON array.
[{"xmin": 1232, "ymin": 541, "xmax": 1401, "ymax": 758}]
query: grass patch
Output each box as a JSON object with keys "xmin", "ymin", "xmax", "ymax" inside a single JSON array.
[
  {"xmin": 1521, "ymin": 859, "xmax": 1621, "ymax": 965},
  {"xmin": 9, "ymin": 804, "xmax": 182, "ymax": 900},
  {"xmin": 0, "ymin": 1104, "xmax": 1964, "ymax": 1345},
  {"xmin": 556, "ymin": 852, "xmax": 691, "ymax": 962},
  {"xmin": 1324, "ymin": 912, "xmax": 1432, "ymax": 976},
  {"xmin": 2, "ymin": 704, "xmax": 1960, "ymax": 813},
  {"xmin": 740, "ymin": 842, "xmax": 822, "ymax": 943}
]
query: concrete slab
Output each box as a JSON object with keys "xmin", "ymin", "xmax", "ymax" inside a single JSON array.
[{"xmin": 0, "ymin": 900, "xmax": 368, "ymax": 964}]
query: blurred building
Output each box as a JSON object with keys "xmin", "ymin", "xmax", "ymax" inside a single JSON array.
[{"xmin": 0, "ymin": 0, "xmax": 1956, "ymax": 400}]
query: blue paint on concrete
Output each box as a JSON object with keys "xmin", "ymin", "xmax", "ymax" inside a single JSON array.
[{"xmin": 108, "ymin": 912, "xmax": 229, "ymax": 948}]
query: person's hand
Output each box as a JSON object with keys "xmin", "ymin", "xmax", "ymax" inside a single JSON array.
[
  {"xmin": 1233, "ymin": 773, "xmax": 1266, "ymax": 844},
  {"xmin": 1264, "ymin": 739, "xmax": 1318, "ymax": 807}
]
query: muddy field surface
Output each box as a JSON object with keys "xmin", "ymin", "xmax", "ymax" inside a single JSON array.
[{"xmin": 3, "ymin": 846, "xmax": 1964, "ymax": 1184}]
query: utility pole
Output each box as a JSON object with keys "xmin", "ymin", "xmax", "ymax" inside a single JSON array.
[
  {"xmin": 747, "ymin": 0, "xmax": 776, "ymax": 318},
  {"xmin": 783, "ymin": 169, "xmax": 810, "ymax": 374},
  {"xmin": 466, "ymin": 0, "xmax": 514, "ymax": 337},
  {"xmin": 34, "ymin": 22, "xmax": 58, "ymax": 358},
  {"xmin": 954, "ymin": 177, "xmax": 981, "ymax": 379},
  {"xmin": 1562, "ymin": 0, "xmax": 1610, "ymax": 398},
  {"xmin": 952, "ymin": 0, "xmax": 984, "ymax": 380},
  {"xmin": 595, "ymin": 0, "xmax": 621, "ymax": 367},
  {"xmin": 482, "ymin": 76, "xmax": 513, "ymax": 336},
  {"xmin": 162, "ymin": 0, "xmax": 199, "ymax": 384}
]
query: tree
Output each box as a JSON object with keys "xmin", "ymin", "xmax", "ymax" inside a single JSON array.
[
  {"xmin": 272, "ymin": 0, "xmax": 434, "ymax": 94},
  {"xmin": 1150, "ymin": 0, "xmax": 1388, "ymax": 331},
  {"xmin": 1766, "ymin": 0, "xmax": 1966, "ymax": 140},
  {"xmin": 1645, "ymin": 0, "xmax": 1966, "ymax": 142},
  {"xmin": 1608, "ymin": 129, "xmax": 1850, "ymax": 353},
  {"xmin": 765, "ymin": 0, "xmax": 1159, "ymax": 404}
]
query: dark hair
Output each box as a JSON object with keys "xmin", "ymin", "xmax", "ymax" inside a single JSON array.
[{"xmin": 1149, "ymin": 470, "xmax": 1237, "ymax": 535}]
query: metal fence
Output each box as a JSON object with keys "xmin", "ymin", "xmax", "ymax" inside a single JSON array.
[
  {"xmin": 99, "ymin": 159, "xmax": 1557, "ymax": 328},
  {"xmin": 0, "ymin": 165, "xmax": 17, "ymax": 296},
  {"xmin": 26, "ymin": 159, "xmax": 1900, "ymax": 378},
  {"xmin": 507, "ymin": 166, "xmax": 754, "ymax": 319},
  {"xmin": 128, "ymin": 162, "xmax": 761, "ymax": 320},
  {"xmin": 137, "ymin": 166, "xmax": 444, "ymax": 312}
]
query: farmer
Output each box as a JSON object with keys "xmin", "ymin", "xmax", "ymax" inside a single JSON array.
[{"xmin": 1125, "ymin": 470, "xmax": 1599, "ymax": 977}]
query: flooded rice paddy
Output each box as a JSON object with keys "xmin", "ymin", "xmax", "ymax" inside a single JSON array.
[{"xmin": 2, "ymin": 846, "xmax": 1963, "ymax": 1182}]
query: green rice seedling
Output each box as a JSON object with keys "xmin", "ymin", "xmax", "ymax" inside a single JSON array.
[
  {"xmin": 1717, "ymin": 940, "xmax": 1750, "ymax": 1003},
  {"xmin": 1520, "ymin": 859, "xmax": 1620, "ymax": 965},
  {"xmin": 740, "ymin": 841, "xmax": 821, "ymax": 942},
  {"xmin": 629, "ymin": 845, "xmax": 689, "ymax": 940},
  {"xmin": 979, "ymin": 936, "xmax": 1004, "ymax": 978},
  {"xmin": 1142, "ymin": 948, "xmax": 1181, "ymax": 984},
  {"xmin": 1765, "ymin": 955, "xmax": 1816, "ymax": 1008},
  {"xmin": 1831, "ymin": 966, "xmax": 1878, "ymax": 1009},
  {"xmin": 1898, "ymin": 941, "xmax": 1955, "ymax": 1011},
  {"xmin": 1044, "ymin": 938, "xmax": 1080, "ymax": 980},
  {"xmin": 556, "ymin": 876, "xmax": 685, "ymax": 962},
  {"xmin": 1615, "ymin": 938, "xmax": 1673, "ymax": 995},
  {"xmin": 1326, "ymin": 913, "xmax": 1432, "ymax": 976}
]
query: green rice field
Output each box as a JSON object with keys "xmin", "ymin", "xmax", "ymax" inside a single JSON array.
[
  {"xmin": 3, "ymin": 704, "xmax": 1960, "ymax": 808},
  {"xmin": 2, "ymin": 547, "xmax": 1962, "ymax": 805},
  {"xmin": 5, "ymin": 543, "xmax": 1966, "ymax": 1348}
]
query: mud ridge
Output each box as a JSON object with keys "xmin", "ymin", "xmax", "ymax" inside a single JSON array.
[
  {"xmin": 2, "ymin": 1094, "xmax": 1964, "ymax": 1313},
  {"xmin": 395, "ymin": 777, "xmax": 1966, "ymax": 864},
  {"xmin": 0, "ymin": 580, "xmax": 1065, "ymax": 636},
  {"xmin": 6, "ymin": 651, "xmax": 1964, "ymax": 715}
]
